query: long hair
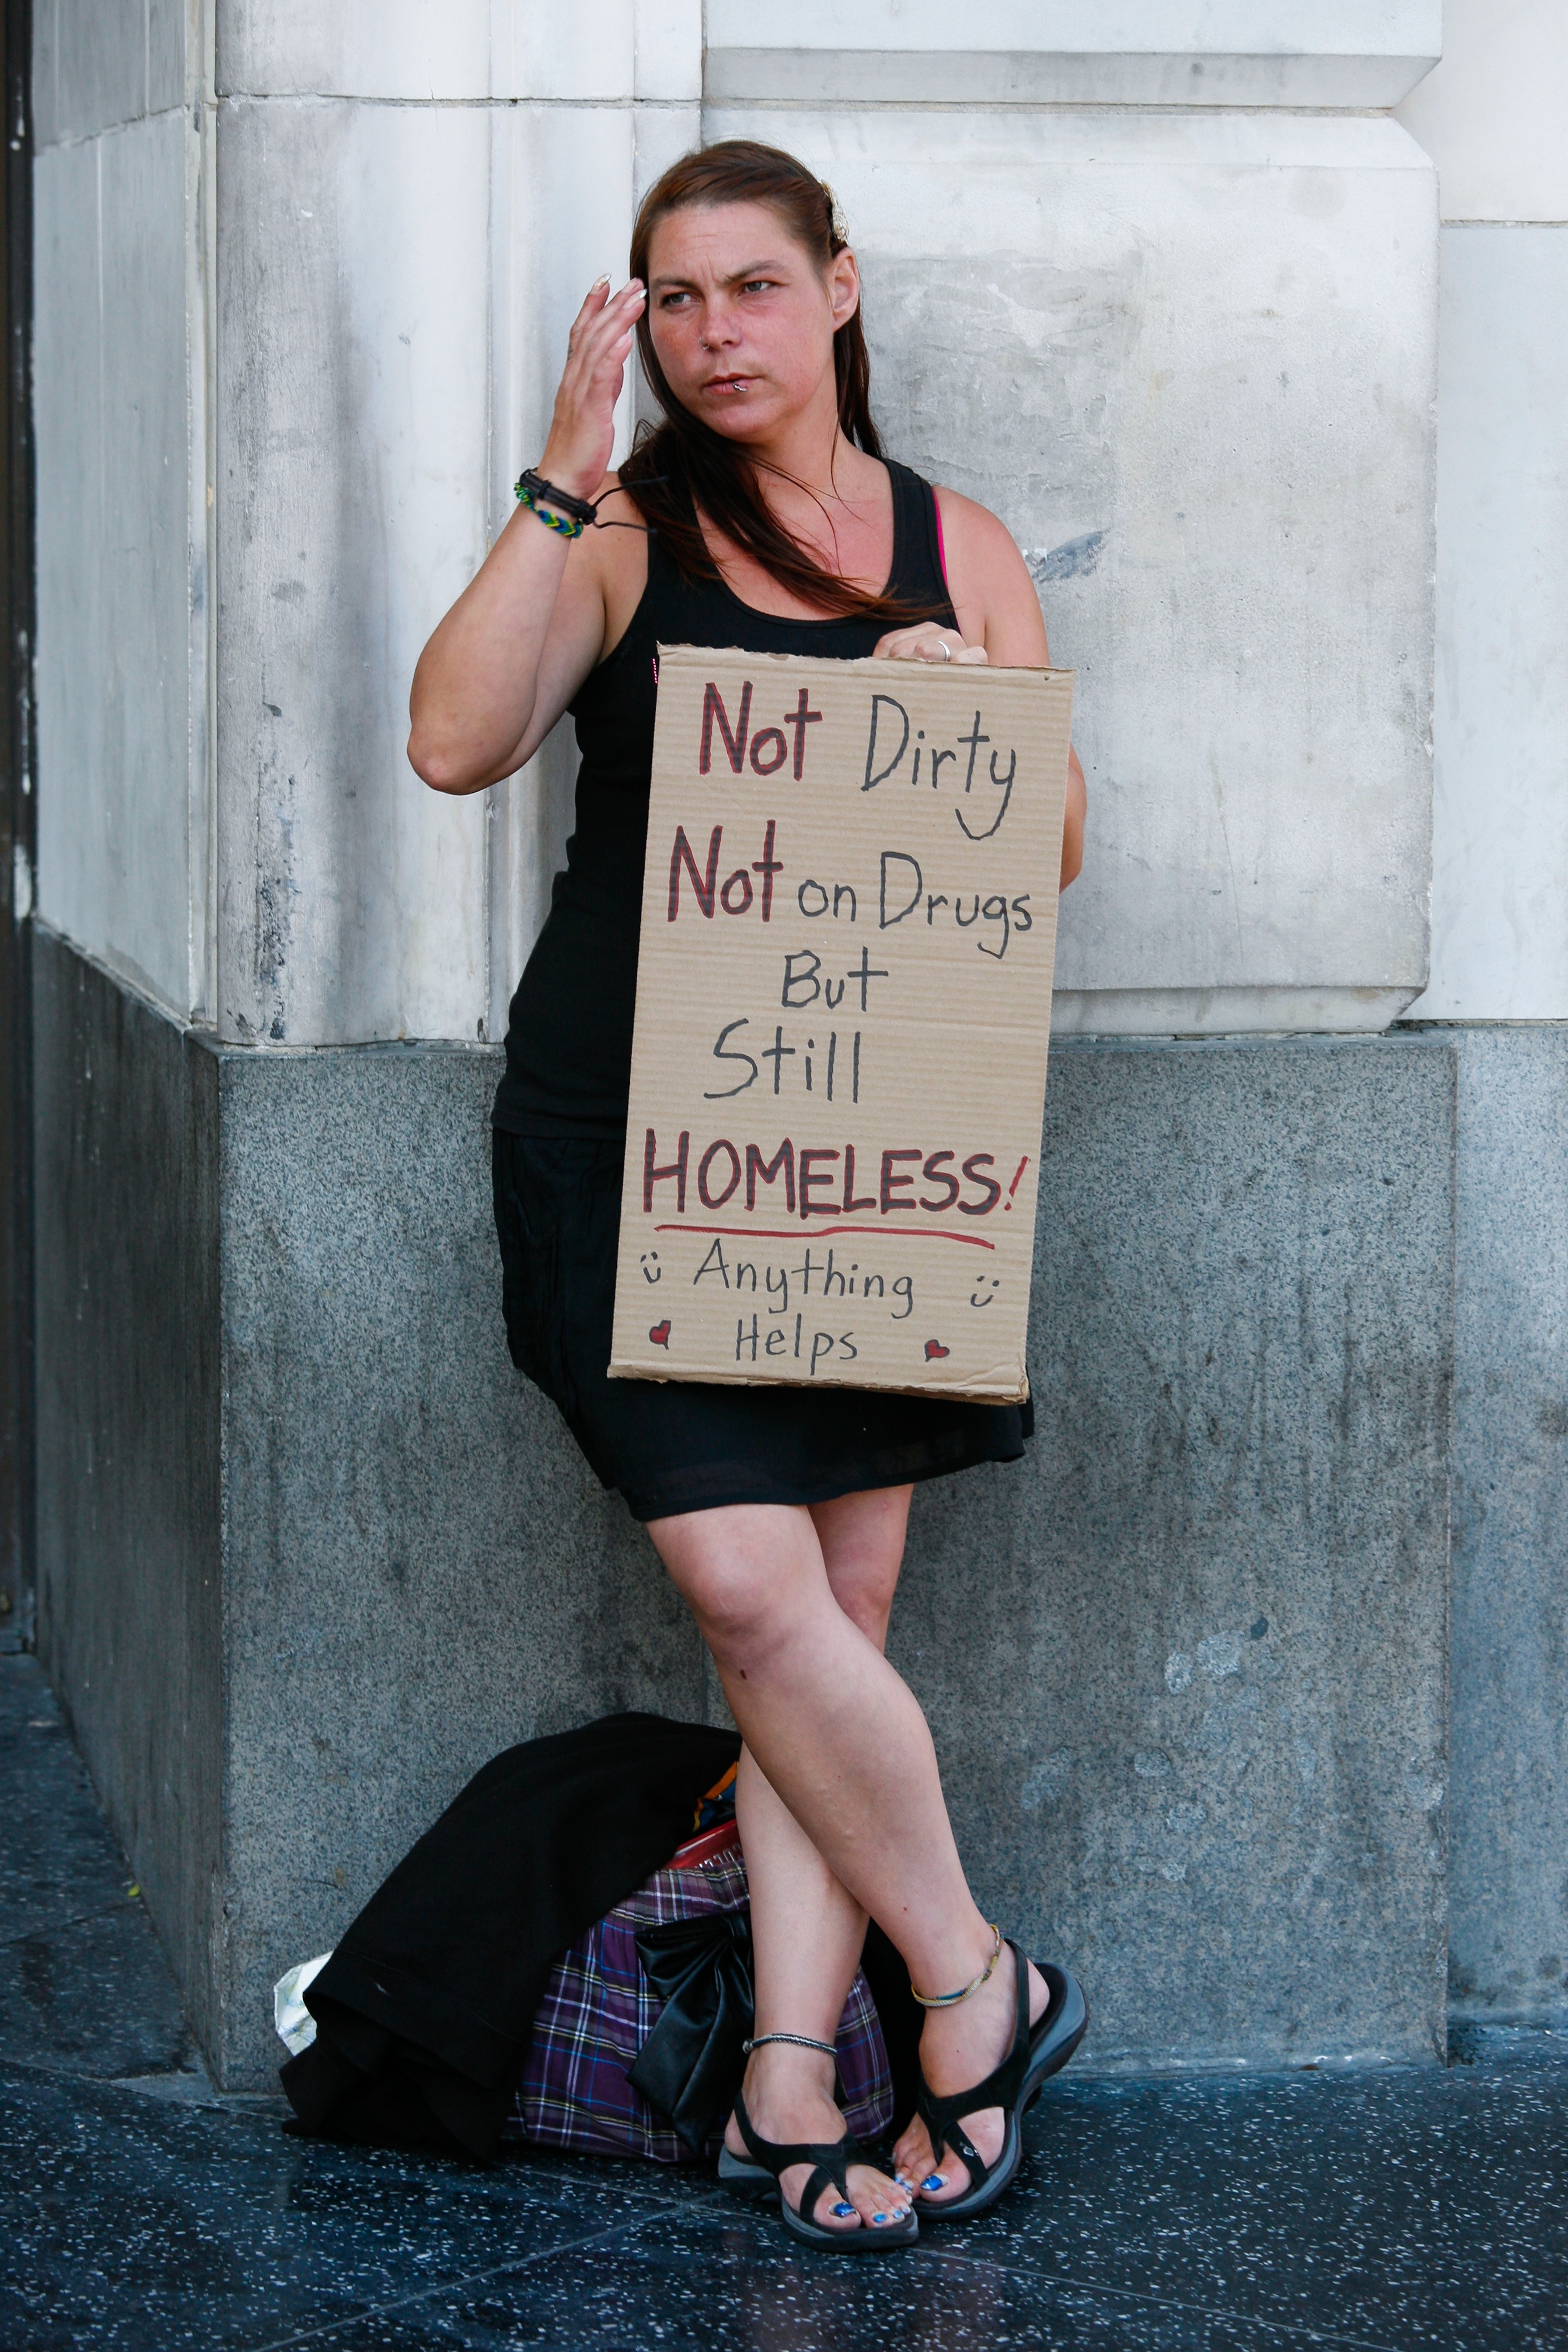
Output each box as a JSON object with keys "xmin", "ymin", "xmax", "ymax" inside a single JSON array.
[{"xmin": 619, "ymin": 142, "xmax": 928, "ymax": 623}]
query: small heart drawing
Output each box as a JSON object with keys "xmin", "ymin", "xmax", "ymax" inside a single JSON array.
[
  {"xmin": 924, "ymin": 1339, "xmax": 951, "ymax": 1361},
  {"xmin": 649, "ymin": 1320, "xmax": 671, "ymax": 1347}
]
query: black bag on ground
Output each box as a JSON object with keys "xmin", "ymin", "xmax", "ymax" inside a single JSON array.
[{"xmin": 280, "ymin": 1711, "xmax": 740, "ymax": 2159}]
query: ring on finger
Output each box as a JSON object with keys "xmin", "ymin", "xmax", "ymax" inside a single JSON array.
[{"xmin": 937, "ymin": 640, "xmax": 952, "ymax": 661}]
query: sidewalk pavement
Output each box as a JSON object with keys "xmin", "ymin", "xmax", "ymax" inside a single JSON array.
[{"xmin": 4, "ymin": 1649, "xmax": 1565, "ymax": 2351}]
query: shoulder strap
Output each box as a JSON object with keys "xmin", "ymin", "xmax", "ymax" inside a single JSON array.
[{"xmin": 883, "ymin": 459, "xmax": 955, "ymax": 622}]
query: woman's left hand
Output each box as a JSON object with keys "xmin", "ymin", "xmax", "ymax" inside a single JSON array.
[{"xmin": 871, "ymin": 624, "xmax": 988, "ymax": 666}]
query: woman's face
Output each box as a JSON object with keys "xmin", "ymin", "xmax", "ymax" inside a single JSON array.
[{"xmin": 645, "ymin": 199, "xmax": 860, "ymax": 444}]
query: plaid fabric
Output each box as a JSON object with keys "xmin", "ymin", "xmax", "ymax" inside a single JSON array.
[{"xmin": 507, "ymin": 1844, "xmax": 893, "ymax": 2162}]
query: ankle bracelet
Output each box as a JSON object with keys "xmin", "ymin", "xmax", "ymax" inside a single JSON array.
[
  {"xmin": 910, "ymin": 1923, "xmax": 1004, "ymax": 2009},
  {"xmin": 742, "ymin": 2032, "xmax": 838, "ymax": 2058}
]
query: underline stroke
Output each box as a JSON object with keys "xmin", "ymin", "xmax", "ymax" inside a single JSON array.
[{"xmin": 654, "ymin": 1223, "xmax": 997, "ymax": 1252}]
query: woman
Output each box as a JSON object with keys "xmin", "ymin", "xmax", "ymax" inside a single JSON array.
[{"xmin": 410, "ymin": 141, "xmax": 1088, "ymax": 2250}]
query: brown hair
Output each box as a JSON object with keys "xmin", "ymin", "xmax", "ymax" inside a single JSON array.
[{"xmin": 619, "ymin": 140, "xmax": 927, "ymax": 622}]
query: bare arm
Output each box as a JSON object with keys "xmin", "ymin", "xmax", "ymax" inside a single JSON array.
[{"xmin": 408, "ymin": 277, "xmax": 646, "ymax": 795}]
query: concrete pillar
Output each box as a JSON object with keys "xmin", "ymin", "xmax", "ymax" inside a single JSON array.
[
  {"xmin": 34, "ymin": 1, "xmax": 1463, "ymax": 2087},
  {"xmin": 705, "ymin": 51, "xmax": 1439, "ymax": 1038},
  {"xmin": 33, "ymin": 0, "xmax": 207, "ymax": 1020},
  {"xmin": 212, "ymin": 3, "xmax": 700, "ymax": 1050},
  {"xmin": 1396, "ymin": 1, "xmax": 1568, "ymax": 2027}
]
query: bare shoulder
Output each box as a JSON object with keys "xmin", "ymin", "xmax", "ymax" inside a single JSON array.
[
  {"xmin": 932, "ymin": 484, "xmax": 1024, "ymax": 566},
  {"xmin": 932, "ymin": 485, "xmax": 1048, "ymax": 664}
]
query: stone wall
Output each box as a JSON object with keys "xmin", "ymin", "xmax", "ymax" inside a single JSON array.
[
  {"xmin": 32, "ymin": 926, "xmax": 224, "ymax": 2058},
  {"xmin": 34, "ymin": 924, "xmax": 1455, "ymax": 2087},
  {"xmin": 1399, "ymin": 2, "xmax": 1568, "ymax": 1027},
  {"xmin": 1394, "ymin": 0, "xmax": 1568, "ymax": 2022},
  {"xmin": 28, "ymin": 0, "xmax": 1568, "ymax": 2083},
  {"xmin": 32, "ymin": 0, "xmax": 207, "ymax": 1018},
  {"xmin": 1446, "ymin": 1028, "xmax": 1568, "ymax": 2023},
  {"xmin": 27, "ymin": 0, "xmax": 1474, "ymax": 2089},
  {"xmin": 707, "ymin": 98, "xmax": 1437, "ymax": 1039},
  {"xmin": 36, "ymin": 2, "xmax": 1443, "ymax": 1050},
  {"xmin": 902, "ymin": 1031, "xmax": 1455, "ymax": 2074}
]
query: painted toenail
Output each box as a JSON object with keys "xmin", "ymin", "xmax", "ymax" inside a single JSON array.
[
  {"xmin": 833, "ymin": 2201, "xmax": 855, "ymax": 2218},
  {"xmin": 872, "ymin": 2213, "xmax": 890, "ymax": 2225},
  {"xmin": 923, "ymin": 2173, "xmax": 946, "ymax": 2191}
]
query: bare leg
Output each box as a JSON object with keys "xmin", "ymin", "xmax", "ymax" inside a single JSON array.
[
  {"xmin": 650, "ymin": 1499, "xmax": 981, "ymax": 1983},
  {"xmin": 649, "ymin": 1493, "xmax": 1047, "ymax": 2213},
  {"xmin": 721, "ymin": 1488, "xmax": 913, "ymax": 2232}
]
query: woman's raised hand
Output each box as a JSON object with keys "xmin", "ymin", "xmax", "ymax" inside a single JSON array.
[
  {"xmin": 871, "ymin": 624, "xmax": 988, "ymax": 665},
  {"xmin": 537, "ymin": 277, "xmax": 647, "ymax": 502},
  {"xmin": 409, "ymin": 274, "xmax": 645, "ymax": 792}
]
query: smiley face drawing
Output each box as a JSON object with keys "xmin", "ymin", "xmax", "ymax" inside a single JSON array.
[
  {"xmin": 640, "ymin": 1250, "xmax": 662, "ymax": 1285},
  {"xmin": 969, "ymin": 1276, "xmax": 1001, "ymax": 1309}
]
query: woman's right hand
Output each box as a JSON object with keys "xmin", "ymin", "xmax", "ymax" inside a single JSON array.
[
  {"xmin": 871, "ymin": 624, "xmax": 988, "ymax": 666},
  {"xmin": 537, "ymin": 277, "xmax": 647, "ymax": 502}
]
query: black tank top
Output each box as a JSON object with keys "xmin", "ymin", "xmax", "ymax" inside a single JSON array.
[{"xmin": 492, "ymin": 460, "xmax": 955, "ymax": 1138}]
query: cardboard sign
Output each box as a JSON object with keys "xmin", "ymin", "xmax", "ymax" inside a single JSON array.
[{"xmin": 609, "ymin": 645, "xmax": 1074, "ymax": 1402}]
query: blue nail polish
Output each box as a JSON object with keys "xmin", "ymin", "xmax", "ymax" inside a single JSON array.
[
  {"xmin": 923, "ymin": 2173, "xmax": 946, "ymax": 2191},
  {"xmin": 872, "ymin": 2213, "xmax": 889, "ymax": 2225},
  {"xmin": 833, "ymin": 2200, "xmax": 855, "ymax": 2218}
]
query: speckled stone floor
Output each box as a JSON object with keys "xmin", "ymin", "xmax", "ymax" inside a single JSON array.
[{"xmin": 6, "ymin": 1650, "xmax": 1567, "ymax": 2352}]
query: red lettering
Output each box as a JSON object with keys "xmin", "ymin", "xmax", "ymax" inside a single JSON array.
[
  {"xmin": 751, "ymin": 818, "xmax": 782, "ymax": 921},
  {"xmin": 785, "ymin": 687, "xmax": 823, "ymax": 779},
  {"xmin": 643, "ymin": 1127, "xmax": 690, "ymax": 1214},
  {"xmin": 799, "ymin": 1148, "xmax": 841, "ymax": 1218},
  {"xmin": 697, "ymin": 1139, "xmax": 742, "ymax": 1209},
  {"xmin": 701, "ymin": 680, "xmax": 752, "ymax": 773},
  {"xmin": 842, "ymin": 1144, "xmax": 876, "ymax": 1214},
  {"xmin": 959, "ymin": 1153, "xmax": 1003, "ymax": 1215},
  {"xmin": 880, "ymin": 1148, "xmax": 921, "ymax": 1213},
  {"xmin": 746, "ymin": 1139, "xmax": 796, "ymax": 1213},
  {"xmin": 668, "ymin": 824, "xmax": 722, "ymax": 921},
  {"xmin": 750, "ymin": 726, "xmax": 788, "ymax": 775},
  {"xmin": 919, "ymin": 1149, "xmax": 960, "ymax": 1212}
]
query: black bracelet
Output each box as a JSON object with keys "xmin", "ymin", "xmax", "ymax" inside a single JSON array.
[{"xmin": 514, "ymin": 468, "xmax": 600, "ymax": 536}]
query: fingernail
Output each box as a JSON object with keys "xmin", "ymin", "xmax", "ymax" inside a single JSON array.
[
  {"xmin": 923, "ymin": 2173, "xmax": 946, "ymax": 2191},
  {"xmin": 833, "ymin": 2200, "xmax": 855, "ymax": 2218},
  {"xmin": 592, "ymin": 273, "xmax": 610, "ymax": 287}
]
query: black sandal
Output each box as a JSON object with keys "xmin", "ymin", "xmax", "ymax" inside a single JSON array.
[
  {"xmin": 718, "ymin": 2092, "xmax": 919, "ymax": 2252},
  {"xmin": 914, "ymin": 1939, "xmax": 1088, "ymax": 2222}
]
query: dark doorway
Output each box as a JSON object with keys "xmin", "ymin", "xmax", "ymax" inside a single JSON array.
[{"xmin": 0, "ymin": 0, "xmax": 32, "ymax": 1651}]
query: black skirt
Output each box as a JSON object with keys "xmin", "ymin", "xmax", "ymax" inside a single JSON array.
[{"xmin": 492, "ymin": 1133, "xmax": 1033, "ymax": 1524}]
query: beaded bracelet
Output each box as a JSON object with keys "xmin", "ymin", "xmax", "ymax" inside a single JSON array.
[{"xmin": 514, "ymin": 468, "xmax": 599, "ymax": 540}]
